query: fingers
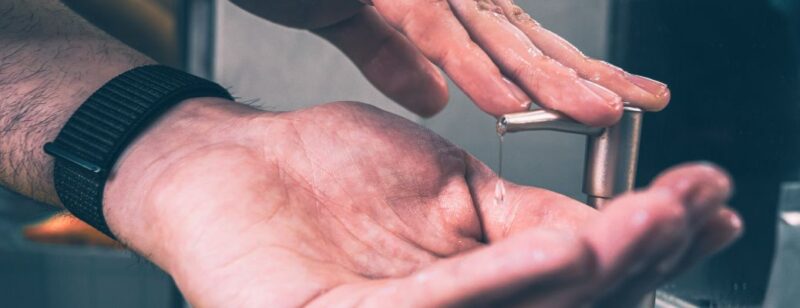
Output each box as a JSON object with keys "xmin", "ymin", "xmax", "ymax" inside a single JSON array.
[
  {"xmin": 586, "ymin": 163, "xmax": 737, "ymax": 305},
  {"xmin": 314, "ymin": 8, "xmax": 450, "ymax": 117},
  {"xmin": 372, "ymin": 0, "xmax": 532, "ymax": 116},
  {"xmin": 492, "ymin": 0, "xmax": 671, "ymax": 111},
  {"xmin": 447, "ymin": 0, "xmax": 623, "ymax": 126},
  {"xmin": 355, "ymin": 0, "xmax": 667, "ymax": 121},
  {"xmin": 351, "ymin": 0, "xmax": 667, "ymax": 120},
  {"xmin": 440, "ymin": 161, "xmax": 736, "ymax": 307},
  {"xmin": 668, "ymin": 207, "xmax": 743, "ymax": 275},
  {"xmin": 594, "ymin": 207, "xmax": 742, "ymax": 307},
  {"xmin": 360, "ymin": 228, "xmax": 594, "ymax": 307},
  {"xmin": 464, "ymin": 154, "xmax": 737, "ymax": 304},
  {"xmin": 648, "ymin": 162, "xmax": 734, "ymax": 224},
  {"xmin": 582, "ymin": 190, "xmax": 692, "ymax": 290}
]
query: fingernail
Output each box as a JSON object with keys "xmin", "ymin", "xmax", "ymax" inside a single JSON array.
[
  {"xmin": 711, "ymin": 210, "xmax": 745, "ymax": 254},
  {"xmin": 699, "ymin": 162, "xmax": 735, "ymax": 200},
  {"xmin": 580, "ymin": 79, "xmax": 623, "ymax": 109},
  {"xmin": 727, "ymin": 211, "xmax": 744, "ymax": 236},
  {"xmin": 503, "ymin": 77, "xmax": 532, "ymax": 109},
  {"xmin": 626, "ymin": 74, "xmax": 670, "ymax": 98}
]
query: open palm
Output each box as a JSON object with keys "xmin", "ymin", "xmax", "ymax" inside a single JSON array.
[{"xmin": 105, "ymin": 100, "xmax": 740, "ymax": 307}]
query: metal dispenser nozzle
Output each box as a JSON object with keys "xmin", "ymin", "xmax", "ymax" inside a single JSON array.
[{"xmin": 497, "ymin": 106, "xmax": 643, "ymax": 209}]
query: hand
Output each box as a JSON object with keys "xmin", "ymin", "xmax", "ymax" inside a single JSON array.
[
  {"xmin": 103, "ymin": 99, "xmax": 739, "ymax": 307},
  {"xmin": 232, "ymin": 0, "xmax": 671, "ymax": 124}
]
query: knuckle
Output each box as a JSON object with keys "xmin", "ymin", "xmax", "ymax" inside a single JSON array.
[
  {"xmin": 590, "ymin": 59, "xmax": 625, "ymax": 81},
  {"xmin": 508, "ymin": 59, "xmax": 542, "ymax": 81},
  {"xmin": 398, "ymin": 0, "xmax": 451, "ymax": 31},
  {"xmin": 433, "ymin": 46, "xmax": 459, "ymax": 70}
]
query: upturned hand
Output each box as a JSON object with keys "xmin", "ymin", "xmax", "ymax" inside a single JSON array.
[{"xmin": 103, "ymin": 99, "xmax": 739, "ymax": 307}]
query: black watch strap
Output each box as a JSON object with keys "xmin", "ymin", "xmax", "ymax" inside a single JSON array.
[{"xmin": 44, "ymin": 65, "xmax": 233, "ymax": 238}]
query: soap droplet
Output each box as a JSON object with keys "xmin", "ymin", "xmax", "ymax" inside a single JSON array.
[{"xmin": 495, "ymin": 179, "xmax": 506, "ymax": 207}]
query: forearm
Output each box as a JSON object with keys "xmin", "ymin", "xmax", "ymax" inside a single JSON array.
[{"xmin": 0, "ymin": 0, "xmax": 153, "ymax": 205}]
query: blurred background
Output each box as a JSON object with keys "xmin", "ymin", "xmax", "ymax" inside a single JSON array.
[{"xmin": 1, "ymin": 0, "xmax": 798, "ymax": 306}]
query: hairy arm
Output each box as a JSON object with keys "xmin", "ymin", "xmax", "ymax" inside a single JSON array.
[{"xmin": 0, "ymin": 0, "xmax": 153, "ymax": 205}]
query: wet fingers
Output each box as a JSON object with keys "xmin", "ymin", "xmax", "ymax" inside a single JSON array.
[
  {"xmin": 588, "ymin": 163, "xmax": 736, "ymax": 304},
  {"xmin": 447, "ymin": 0, "xmax": 622, "ymax": 126},
  {"xmin": 492, "ymin": 0, "xmax": 671, "ymax": 111}
]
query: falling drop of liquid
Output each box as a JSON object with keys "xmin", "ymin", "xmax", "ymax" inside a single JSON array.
[
  {"xmin": 494, "ymin": 179, "xmax": 506, "ymax": 206},
  {"xmin": 495, "ymin": 132, "xmax": 506, "ymax": 207}
]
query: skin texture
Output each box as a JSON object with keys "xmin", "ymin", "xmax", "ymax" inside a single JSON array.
[
  {"xmin": 0, "ymin": 1, "xmax": 740, "ymax": 307},
  {"xmin": 232, "ymin": 0, "xmax": 671, "ymax": 125},
  {"xmin": 104, "ymin": 99, "xmax": 742, "ymax": 307}
]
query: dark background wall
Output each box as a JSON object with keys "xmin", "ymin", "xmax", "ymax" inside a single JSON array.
[{"xmin": 611, "ymin": 0, "xmax": 800, "ymax": 305}]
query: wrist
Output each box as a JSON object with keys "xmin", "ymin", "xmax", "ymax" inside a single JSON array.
[{"xmin": 102, "ymin": 97, "xmax": 268, "ymax": 266}]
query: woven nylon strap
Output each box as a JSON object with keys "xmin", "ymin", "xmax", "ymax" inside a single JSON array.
[{"xmin": 44, "ymin": 65, "xmax": 232, "ymax": 238}]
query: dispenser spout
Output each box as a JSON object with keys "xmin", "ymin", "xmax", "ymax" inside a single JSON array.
[
  {"xmin": 497, "ymin": 110, "xmax": 604, "ymax": 136},
  {"xmin": 496, "ymin": 106, "xmax": 644, "ymax": 210}
]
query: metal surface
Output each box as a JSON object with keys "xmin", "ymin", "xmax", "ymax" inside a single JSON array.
[
  {"xmin": 764, "ymin": 182, "xmax": 800, "ymax": 308},
  {"xmin": 655, "ymin": 291, "xmax": 700, "ymax": 308},
  {"xmin": 586, "ymin": 196, "xmax": 609, "ymax": 209},
  {"xmin": 583, "ymin": 107, "xmax": 643, "ymax": 209},
  {"xmin": 498, "ymin": 110, "xmax": 605, "ymax": 136}
]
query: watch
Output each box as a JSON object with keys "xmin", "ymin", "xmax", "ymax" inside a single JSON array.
[{"xmin": 43, "ymin": 65, "xmax": 233, "ymax": 238}]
